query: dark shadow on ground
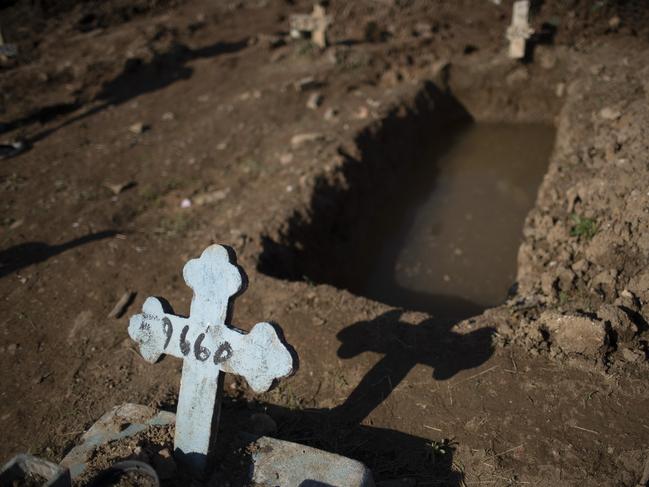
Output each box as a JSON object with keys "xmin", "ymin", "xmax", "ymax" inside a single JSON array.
[
  {"xmin": 213, "ymin": 308, "xmax": 494, "ymax": 485},
  {"xmin": 0, "ymin": 230, "xmax": 117, "ymax": 278},
  {"xmin": 218, "ymin": 396, "xmax": 465, "ymax": 485},
  {"xmin": 2, "ymin": 38, "xmax": 248, "ymax": 148},
  {"xmin": 334, "ymin": 309, "xmax": 494, "ymax": 423}
]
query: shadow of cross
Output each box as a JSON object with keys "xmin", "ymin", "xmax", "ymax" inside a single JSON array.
[
  {"xmin": 128, "ymin": 245, "xmax": 295, "ymax": 474},
  {"xmin": 334, "ymin": 310, "xmax": 494, "ymax": 425}
]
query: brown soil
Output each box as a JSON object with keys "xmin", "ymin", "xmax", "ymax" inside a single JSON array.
[
  {"xmin": 76, "ymin": 425, "xmax": 173, "ymax": 486},
  {"xmin": 2, "ymin": 1, "xmax": 649, "ymax": 486}
]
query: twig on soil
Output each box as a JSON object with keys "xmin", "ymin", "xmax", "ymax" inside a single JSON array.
[
  {"xmin": 62, "ymin": 430, "xmax": 84, "ymax": 436},
  {"xmin": 569, "ymin": 424, "xmax": 599, "ymax": 435},
  {"xmin": 107, "ymin": 290, "xmax": 136, "ymax": 319},
  {"xmin": 423, "ymin": 424, "xmax": 442, "ymax": 432},
  {"xmin": 636, "ymin": 452, "xmax": 649, "ymax": 487},
  {"xmin": 450, "ymin": 366, "xmax": 499, "ymax": 388},
  {"xmin": 510, "ymin": 352, "xmax": 518, "ymax": 373},
  {"xmin": 493, "ymin": 444, "xmax": 524, "ymax": 457}
]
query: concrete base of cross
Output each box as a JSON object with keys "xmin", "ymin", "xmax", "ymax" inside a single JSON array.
[
  {"xmin": 250, "ymin": 436, "xmax": 375, "ymax": 486},
  {"xmin": 61, "ymin": 403, "xmax": 175, "ymax": 481},
  {"xmin": 61, "ymin": 403, "xmax": 375, "ymax": 487}
]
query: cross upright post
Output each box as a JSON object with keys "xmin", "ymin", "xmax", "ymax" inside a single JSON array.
[
  {"xmin": 506, "ymin": 0, "xmax": 533, "ymax": 59},
  {"xmin": 128, "ymin": 245, "xmax": 295, "ymax": 475}
]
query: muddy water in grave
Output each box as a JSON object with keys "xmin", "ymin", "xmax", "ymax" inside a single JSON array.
[{"xmin": 362, "ymin": 123, "xmax": 555, "ymax": 323}]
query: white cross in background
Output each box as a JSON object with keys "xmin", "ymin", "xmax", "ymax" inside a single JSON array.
[
  {"xmin": 506, "ymin": 0, "xmax": 534, "ymax": 59},
  {"xmin": 290, "ymin": 3, "xmax": 332, "ymax": 48},
  {"xmin": 128, "ymin": 245, "xmax": 295, "ymax": 474}
]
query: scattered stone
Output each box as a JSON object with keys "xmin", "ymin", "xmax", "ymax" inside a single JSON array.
[
  {"xmin": 129, "ymin": 122, "xmax": 148, "ymax": 135},
  {"xmin": 9, "ymin": 219, "xmax": 23, "ymax": 230},
  {"xmin": 620, "ymin": 289, "xmax": 635, "ymax": 300},
  {"xmin": 294, "ymin": 76, "xmax": 323, "ymax": 92},
  {"xmin": 291, "ymin": 132, "xmax": 325, "ymax": 147},
  {"xmin": 324, "ymin": 107, "xmax": 339, "ymax": 121},
  {"xmin": 555, "ymin": 82, "xmax": 565, "ymax": 97},
  {"xmin": 249, "ymin": 412, "xmax": 277, "ymax": 436},
  {"xmin": 597, "ymin": 304, "xmax": 637, "ymax": 343},
  {"xmin": 108, "ymin": 291, "xmax": 136, "ymax": 319},
  {"xmin": 506, "ymin": 1, "xmax": 533, "ymax": 59},
  {"xmin": 541, "ymin": 311, "xmax": 608, "ymax": 360},
  {"xmin": 556, "ymin": 266, "xmax": 575, "ymax": 292},
  {"xmin": 381, "ymin": 69, "xmax": 403, "ymax": 86},
  {"xmin": 608, "ymin": 16, "xmax": 621, "ymax": 31},
  {"xmin": 217, "ymin": 141, "xmax": 228, "ymax": 150},
  {"xmin": 239, "ymin": 90, "xmax": 262, "ymax": 101},
  {"xmin": 621, "ymin": 347, "xmax": 643, "ymax": 363},
  {"xmin": 161, "ymin": 112, "xmax": 175, "ymax": 121},
  {"xmin": 571, "ymin": 259, "xmax": 589, "ymax": 275},
  {"xmin": 180, "ymin": 198, "xmax": 192, "ymax": 208},
  {"xmin": 279, "ymin": 153, "xmax": 294, "ymax": 165},
  {"xmin": 249, "ymin": 436, "xmax": 375, "ymax": 487},
  {"xmin": 627, "ymin": 271, "xmax": 649, "ymax": 303},
  {"xmin": 600, "ymin": 106, "xmax": 622, "ymax": 120},
  {"xmin": 413, "ymin": 22, "xmax": 433, "ymax": 38},
  {"xmin": 193, "ymin": 188, "xmax": 230, "ymax": 206},
  {"xmin": 104, "ymin": 181, "xmax": 136, "ymax": 195},
  {"xmin": 306, "ymin": 92, "xmax": 324, "ymax": 110},
  {"xmin": 590, "ymin": 64, "xmax": 605, "ymax": 76},
  {"xmin": 354, "ymin": 106, "xmax": 369, "ymax": 119},
  {"xmin": 0, "ymin": 140, "xmax": 27, "ymax": 160},
  {"xmin": 6, "ymin": 343, "xmax": 18, "ymax": 355},
  {"xmin": 592, "ymin": 269, "xmax": 617, "ymax": 298}
]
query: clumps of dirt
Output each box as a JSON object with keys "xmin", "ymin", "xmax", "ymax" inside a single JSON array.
[
  {"xmin": 76, "ymin": 424, "xmax": 175, "ymax": 486},
  {"xmin": 498, "ymin": 300, "xmax": 648, "ymax": 373},
  {"xmin": 9, "ymin": 472, "xmax": 48, "ymax": 487},
  {"xmin": 505, "ymin": 41, "xmax": 649, "ymax": 373},
  {"xmin": 76, "ymin": 419, "xmax": 257, "ymax": 487},
  {"xmin": 541, "ymin": 311, "xmax": 609, "ymax": 364}
]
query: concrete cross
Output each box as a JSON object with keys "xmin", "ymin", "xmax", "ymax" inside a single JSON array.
[
  {"xmin": 128, "ymin": 245, "xmax": 294, "ymax": 474},
  {"xmin": 290, "ymin": 3, "xmax": 332, "ymax": 48},
  {"xmin": 506, "ymin": 0, "xmax": 533, "ymax": 59}
]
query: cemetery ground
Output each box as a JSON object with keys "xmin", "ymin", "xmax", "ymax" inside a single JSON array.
[{"xmin": 2, "ymin": 0, "xmax": 649, "ymax": 485}]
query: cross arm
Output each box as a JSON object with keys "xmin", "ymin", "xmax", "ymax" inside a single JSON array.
[
  {"xmin": 128, "ymin": 297, "xmax": 189, "ymax": 362},
  {"xmin": 129, "ymin": 299, "xmax": 295, "ymax": 391},
  {"xmin": 219, "ymin": 321, "xmax": 295, "ymax": 393}
]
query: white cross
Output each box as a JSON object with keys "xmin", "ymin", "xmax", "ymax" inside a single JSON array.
[
  {"xmin": 290, "ymin": 4, "xmax": 332, "ymax": 48},
  {"xmin": 128, "ymin": 245, "xmax": 295, "ymax": 474},
  {"xmin": 506, "ymin": 0, "xmax": 534, "ymax": 59}
]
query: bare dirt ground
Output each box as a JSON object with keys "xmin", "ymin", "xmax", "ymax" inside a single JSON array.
[{"xmin": 2, "ymin": 0, "xmax": 649, "ymax": 485}]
